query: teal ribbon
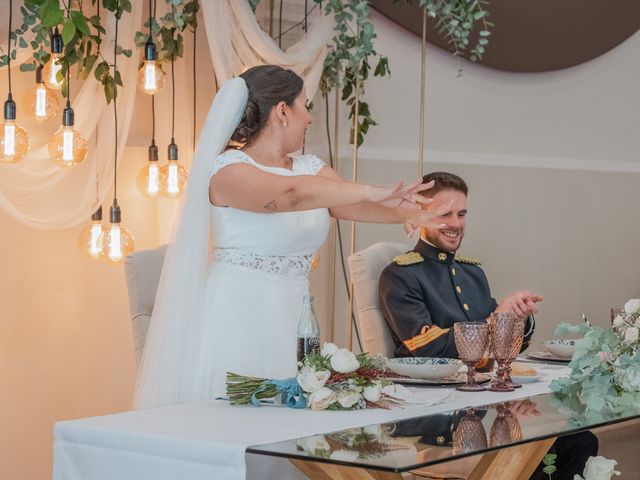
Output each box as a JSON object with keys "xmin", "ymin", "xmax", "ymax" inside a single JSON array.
[{"xmin": 250, "ymin": 377, "xmax": 307, "ymax": 409}]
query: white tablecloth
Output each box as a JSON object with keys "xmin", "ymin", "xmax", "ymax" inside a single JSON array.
[{"xmin": 53, "ymin": 364, "xmax": 568, "ymax": 480}]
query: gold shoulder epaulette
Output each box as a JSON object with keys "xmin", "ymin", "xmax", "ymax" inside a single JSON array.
[
  {"xmin": 393, "ymin": 252, "xmax": 424, "ymax": 266},
  {"xmin": 455, "ymin": 254, "xmax": 482, "ymax": 265}
]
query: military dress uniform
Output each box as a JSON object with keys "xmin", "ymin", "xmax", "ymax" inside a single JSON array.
[{"xmin": 379, "ymin": 239, "xmax": 533, "ymax": 359}]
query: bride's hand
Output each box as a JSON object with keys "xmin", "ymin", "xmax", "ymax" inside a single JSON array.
[
  {"xmin": 403, "ymin": 200, "xmax": 454, "ymax": 238},
  {"xmin": 368, "ymin": 179, "xmax": 435, "ymax": 209}
]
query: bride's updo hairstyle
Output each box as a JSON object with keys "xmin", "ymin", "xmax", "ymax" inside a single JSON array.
[{"xmin": 231, "ymin": 65, "xmax": 304, "ymax": 145}]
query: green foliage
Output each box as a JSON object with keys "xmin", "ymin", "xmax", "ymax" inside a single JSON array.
[
  {"xmin": 550, "ymin": 320, "xmax": 640, "ymax": 427},
  {"xmin": 314, "ymin": 0, "xmax": 390, "ymax": 147},
  {"xmin": 134, "ymin": 0, "xmax": 200, "ymax": 65},
  {"xmin": 542, "ymin": 453, "xmax": 557, "ymax": 478},
  {"xmin": 4, "ymin": 0, "xmax": 133, "ymax": 104},
  {"xmin": 247, "ymin": 0, "xmax": 261, "ymax": 12},
  {"xmin": 309, "ymin": 0, "xmax": 492, "ymax": 146},
  {"xmin": 418, "ymin": 0, "xmax": 493, "ymax": 69}
]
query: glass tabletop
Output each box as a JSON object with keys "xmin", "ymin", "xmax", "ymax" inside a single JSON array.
[{"xmin": 246, "ymin": 392, "xmax": 640, "ymax": 473}]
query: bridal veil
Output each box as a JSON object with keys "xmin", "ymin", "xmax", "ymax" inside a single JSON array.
[{"xmin": 134, "ymin": 78, "xmax": 248, "ymax": 408}]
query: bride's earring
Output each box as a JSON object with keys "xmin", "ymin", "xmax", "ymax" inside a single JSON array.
[{"xmin": 283, "ymin": 120, "xmax": 287, "ymax": 127}]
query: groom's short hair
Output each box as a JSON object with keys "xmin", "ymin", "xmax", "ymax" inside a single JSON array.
[{"xmin": 421, "ymin": 172, "xmax": 468, "ymax": 198}]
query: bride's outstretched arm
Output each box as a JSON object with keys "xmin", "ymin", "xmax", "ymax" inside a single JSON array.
[
  {"xmin": 317, "ymin": 166, "xmax": 451, "ymax": 236},
  {"xmin": 209, "ymin": 163, "xmax": 429, "ymax": 213}
]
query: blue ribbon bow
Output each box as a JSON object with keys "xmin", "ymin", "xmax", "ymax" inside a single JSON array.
[{"xmin": 250, "ymin": 377, "xmax": 307, "ymax": 409}]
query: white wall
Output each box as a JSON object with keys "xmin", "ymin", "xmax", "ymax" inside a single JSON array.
[
  {"xmin": 0, "ymin": 147, "xmax": 154, "ymax": 480},
  {"xmin": 306, "ymin": 11, "xmax": 640, "ymax": 351}
]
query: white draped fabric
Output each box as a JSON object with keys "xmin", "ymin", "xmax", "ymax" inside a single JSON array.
[{"xmin": 0, "ymin": 0, "xmax": 333, "ymax": 228}]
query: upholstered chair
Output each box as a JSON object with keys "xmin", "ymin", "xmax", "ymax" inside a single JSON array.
[
  {"xmin": 347, "ymin": 241, "xmax": 407, "ymax": 356},
  {"xmin": 123, "ymin": 244, "xmax": 167, "ymax": 368}
]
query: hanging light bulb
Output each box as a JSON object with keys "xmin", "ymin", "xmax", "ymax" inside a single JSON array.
[
  {"xmin": 1, "ymin": 0, "xmax": 30, "ymax": 163},
  {"xmin": 48, "ymin": 101, "xmax": 89, "ymax": 167},
  {"xmin": 42, "ymin": 27, "xmax": 64, "ymax": 90},
  {"xmin": 136, "ymin": 140, "xmax": 161, "ymax": 197},
  {"xmin": 0, "ymin": 94, "xmax": 30, "ymax": 163},
  {"xmin": 102, "ymin": 201, "xmax": 135, "ymax": 264},
  {"xmin": 102, "ymin": 8, "xmax": 134, "ymax": 265},
  {"xmin": 78, "ymin": 207, "xmax": 105, "ymax": 259},
  {"xmin": 160, "ymin": 141, "xmax": 188, "ymax": 198},
  {"xmin": 137, "ymin": 38, "xmax": 166, "ymax": 95},
  {"xmin": 23, "ymin": 64, "xmax": 60, "ymax": 122}
]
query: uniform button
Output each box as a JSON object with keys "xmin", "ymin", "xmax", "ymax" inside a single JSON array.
[
  {"xmin": 456, "ymin": 286, "xmax": 462, "ymax": 294},
  {"xmin": 438, "ymin": 253, "xmax": 447, "ymax": 261},
  {"xmin": 463, "ymin": 303, "xmax": 470, "ymax": 311},
  {"xmin": 451, "ymin": 268, "xmax": 456, "ymax": 276}
]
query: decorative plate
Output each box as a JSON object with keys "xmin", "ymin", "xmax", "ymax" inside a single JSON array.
[
  {"xmin": 510, "ymin": 375, "xmax": 542, "ymax": 384},
  {"xmin": 542, "ymin": 339, "xmax": 576, "ymax": 359},
  {"xmin": 386, "ymin": 357, "xmax": 462, "ymax": 380},
  {"xmin": 525, "ymin": 351, "xmax": 571, "ymax": 363},
  {"xmin": 388, "ymin": 371, "xmax": 491, "ymax": 386}
]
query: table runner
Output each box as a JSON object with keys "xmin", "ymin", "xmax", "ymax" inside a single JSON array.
[{"xmin": 53, "ymin": 364, "xmax": 568, "ymax": 480}]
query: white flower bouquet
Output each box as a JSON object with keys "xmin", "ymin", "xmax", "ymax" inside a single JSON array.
[
  {"xmin": 226, "ymin": 343, "xmax": 401, "ymax": 410},
  {"xmin": 549, "ymin": 299, "xmax": 640, "ymax": 424}
]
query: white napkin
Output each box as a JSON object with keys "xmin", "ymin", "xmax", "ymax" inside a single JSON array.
[{"xmin": 383, "ymin": 384, "xmax": 455, "ymax": 405}]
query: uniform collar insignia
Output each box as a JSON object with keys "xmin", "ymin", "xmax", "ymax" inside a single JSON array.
[{"xmin": 414, "ymin": 240, "xmax": 454, "ymax": 265}]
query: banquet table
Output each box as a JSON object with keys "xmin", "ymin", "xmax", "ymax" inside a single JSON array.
[{"xmin": 52, "ymin": 363, "xmax": 640, "ymax": 480}]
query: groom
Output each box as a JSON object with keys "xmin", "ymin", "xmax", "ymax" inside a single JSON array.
[{"xmin": 379, "ymin": 171, "xmax": 542, "ymax": 358}]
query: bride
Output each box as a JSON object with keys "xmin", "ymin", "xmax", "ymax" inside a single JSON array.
[{"xmin": 134, "ymin": 65, "xmax": 449, "ymax": 409}]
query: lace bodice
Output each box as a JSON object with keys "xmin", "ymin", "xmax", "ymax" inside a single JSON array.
[{"xmin": 209, "ymin": 150, "xmax": 330, "ymax": 279}]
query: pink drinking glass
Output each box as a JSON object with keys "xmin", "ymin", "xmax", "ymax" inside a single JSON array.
[{"xmin": 454, "ymin": 322, "xmax": 490, "ymax": 392}]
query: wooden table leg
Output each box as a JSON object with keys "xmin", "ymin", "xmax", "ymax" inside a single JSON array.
[
  {"xmin": 291, "ymin": 459, "xmax": 404, "ymax": 480},
  {"xmin": 467, "ymin": 437, "xmax": 557, "ymax": 480}
]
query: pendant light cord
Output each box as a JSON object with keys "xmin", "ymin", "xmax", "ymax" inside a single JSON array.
[
  {"xmin": 113, "ymin": 2, "xmax": 120, "ymax": 202},
  {"xmin": 171, "ymin": 43, "xmax": 175, "ymax": 143},
  {"xmin": 148, "ymin": 0, "xmax": 153, "ymax": 38},
  {"xmin": 65, "ymin": 4, "xmax": 71, "ymax": 106},
  {"xmin": 151, "ymin": 94, "xmax": 155, "ymax": 142},
  {"xmin": 7, "ymin": 0, "xmax": 12, "ymax": 95},
  {"xmin": 193, "ymin": 24, "xmax": 196, "ymax": 149},
  {"xmin": 278, "ymin": 0, "xmax": 283, "ymax": 48},
  {"xmin": 150, "ymin": 0, "xmax": 156, "ymax": 145}
]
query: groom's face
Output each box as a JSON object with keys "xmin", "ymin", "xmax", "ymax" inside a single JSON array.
[{"xmin": 420, "ymin": 189, "xmax": 467, "ymax": 252}]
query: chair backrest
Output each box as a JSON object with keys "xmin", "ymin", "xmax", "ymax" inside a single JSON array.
[
  {"xmin": 348, "ymin": 242, "xmax": 407, "ymax": 357},
  {"xmin": 123, "ymin": 244, "xmax": 167, "ymax": 368}
]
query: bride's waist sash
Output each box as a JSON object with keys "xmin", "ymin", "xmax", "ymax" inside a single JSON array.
[{"xmin": 211, "ymin": 247, "xmax": 313, "ymax": 282}]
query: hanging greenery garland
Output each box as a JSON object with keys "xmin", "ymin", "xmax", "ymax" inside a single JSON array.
[
  {"xmin": 0, "ymin": 0, "xmax": 492, "ymax": 144},
  {"xmin": 0, "ymin": 0, "xmax": 134, "ymax": 103}
]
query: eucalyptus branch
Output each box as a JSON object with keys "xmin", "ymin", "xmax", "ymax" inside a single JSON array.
[{"xmin": 133, "ymin": 0, "xmax": 200, "ymax": 65}]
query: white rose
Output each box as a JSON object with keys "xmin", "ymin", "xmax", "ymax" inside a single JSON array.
[
  {"xmin": 574, "ymin": 455, "xmax": 620, "ymax": 480},
  {"xmin": 329, "ymin": 450, "xmax": 359, "ymax": 462},
  {"xmin": 330, "ymin": 348, "xmax": 360, "ymax": 373},
  {"xmin": 363, "ymin": 424, "xmax": 382, "ymax": 437},
  {"xmin": 613, "ymin": 315, "xmax": 624, "ymax": 328},
  {"xmin": 624, "ymin": 326, "xmax": 639, "ymax": 344},
  {"xmin": 624, "ymin": 299, "xmax": 640, "ymax": 315},
  {"xmin": 296, "ymin": 435, "xmax": 330, "ymax": 453},
  {"xmin": 308, "ymin": 387, "xmax": 336, "ymax": 410},
  {"xmin": 363, "ymin": 382, "xmax": 382, "ymax": 402},
  {"xmin": 297, "ymin": 368, "xmax": 331, "ymax": 393},
  {"xmin": 336, "ymin": 389, "xmax": 361, "ymax": 408},
  {"xmin": 321, "ymin": 342, "xmax": 339, "ymax": 357}
]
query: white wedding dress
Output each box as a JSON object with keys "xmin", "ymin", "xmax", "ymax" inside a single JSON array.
[{"xmin": 197, "ymin": 149, "xmax": 330, "ymax": 398}]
